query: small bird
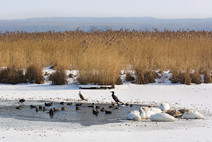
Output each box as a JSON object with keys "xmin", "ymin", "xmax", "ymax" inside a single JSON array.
[
  {"xmin": 45, "ymin": 102, "xmax": 53, "ymax": 107},
  {"xmin": 75, "ymin": 103, "xmax": 82, "ymax": 106},
  {"xmin": 19, "ymin": 99, "xmax": 25, "ymax": 103},
  {"xmin": 61, "ymin": 107, "xmax": 66, "ymax": 111},
  {"xmin": 67, "ymin": 102, "xmax": 72, "ymax": 106},
  {"xmin": 95, "ymin": 106, "xmax": 101, "ymax": 109},
  {"xmin": 87, "ymin": 103, "xmax": 95, "ymax": 108},
  {"xmin": 115, "ymin": 106, "xmax": 120, "ymax": 110},
  {"xmin": 100, "ymin": 107, "xmax": 105, "ymax": 112},
  {"xmin": 35, "ymin": 107, "xmax": 39, "ymax": 112},
  {"xmin": 30, "ymin": 105, "xmax": 36, "ymax": 109},
  {"xmin": 39, "ymin": 105, "xmax": 44, "ymax": 110},
  {"xmin": 16, "ymin": 106, "xmax": 22, "ymax": 110},
  {"xmin": 93, "ymin": 109, "xmax": 99, "ymax": 116},
  {"xmin": 76, "ymin": 106, "xmax": 80, "ymax": 110},
  {"xmin": 49, "ymin": 109, "xmax": 54, "ymax": 118},
  {"xmin": 60, "ymin": 102, "xmax": 64, "ymax": 105},
  {"xmin": 53, "ymin": 108, "xmax": 59, "ymax": 112},
  {"xmin": 111, "ymin": 91, "xmax": 122, "ymax": 104},
  {"xmin": 42, "ymin": 107, "xmax": 47, "ymax": 112},
  {"xmin": 78, "ymin": 91, "xmax": 87, "ymax": 101},
  {"xmin": 105, "ymin": 110, "xmax": 112, "ymax": 114}
]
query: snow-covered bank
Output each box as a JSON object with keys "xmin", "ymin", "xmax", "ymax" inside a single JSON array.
[
  {"xmin": 0, "ymin": 84, "xmax": 212, "ymax": 142},
  {"xmin": 0, "ymin": 83, "xmax": 211, "ymax": 112}
]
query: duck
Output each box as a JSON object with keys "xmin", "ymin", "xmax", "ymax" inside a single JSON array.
[
  {"xmin": 42, "ymin": 107, "xmax": 47, "ymax": 112},
  {"xmin": 79, "ymin": 91, "xmax": 87, "ymax": 101},
  {"xmin": 60, "ymin": 102, "xmax": 64, "ymax": 105},
  {"xmin": 150, "ymin": 112, "xmax": 176, "ymax": 122},
  {"xmin": 126, "ymin": 110, "xmax": 141, "ymax": 121},
  {"xmin": 61, "ymin": 107, "xmax": 66, "ymax": 111},
  {"xmin": 30, "ymin": 105, "xmax": 36, "ymax": 109},
  {"xmin": 39, "ymin": 105, "xmax": 44, "ymax": 110},
  {"xmin": 76, "ymin": 106, "xmax": 80, "ymax": 111},
  {"xmin": 49, "ymin": 108, "xmax": 54, "ymax": 118},
  {"xmin": 87, "ymin": 103, "xmax": 95, "ymax": 108},
  {"xmin": 182, "ymin": 110, "xmax": 204, "ymax": 119},
  {"xmin": 67, "ymin": 102, "xmax": 72, "ymax": 106},
  {"xmin": 93, "ymin": 109, "xmax": 99, "ymax": 116},
  {"xmin": 166, "ymin": 109, "xmax": 183, "ymax": 118},
  {"xmin": 16, "ymin": 106, "xmax": 22, "ymax": 110},
  {"xmin": 115, "ymin": 106, "xmax": 120, "ymax": 110},
  {"xmin": 105, "ymin": 110, "xmax": 112, "ymax": 114},
  {"xmin": 45, "ymin": 102, "xmax": 53, "ymax": 107},
  {"xmin": 160, "ymin": 102, "xmax": 170, "ymax": 112},
  {"xmin": 35, "ymin": 107, "xmax": 39, "ymax": 112},
  {"xmin": 111, "ymin": 91, "xmax": 122, "ymax": 104},
  {"xmin": 100, "ymin": 107, "xmax": 105, "ymax": 112},
  {"xmin": 53, "ymin": 108, "xmax": 59, "ymax": 112},
  {"xmin": 19, "ymin": 99, "xmax": 25, "ymax": 103},
  {"xmin": 75, "ymin": 103, "xmax": 82, "ymax": 107},
  {"xmin": 95, "ymin": 106, "xmax": 101, "ymax": 109}
]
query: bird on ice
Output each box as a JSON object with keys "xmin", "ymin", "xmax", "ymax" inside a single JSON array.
[
  {"xmin": 78, "ymin": 91, "xmax": 87, "ymax": 101},
  {"xmin": 111, "ymin": 91, "xmax": 122, "ymax": 104}
]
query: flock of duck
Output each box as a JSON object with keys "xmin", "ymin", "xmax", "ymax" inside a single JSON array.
[{"xmin": 16, "ymin": 91, "xmax": 205, "ymax": 122}]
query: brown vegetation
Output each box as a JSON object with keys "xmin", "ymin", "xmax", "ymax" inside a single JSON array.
[
  {"xmin": 25, "ymin": 65, "xmax": 44, "ymax": 84},
  {"xmin": 0, "ymin": 30, "xmax": 212, "ymax": 84},
  {"xmin": 49, "ymin": 69, "xmax": 67, "ymax": 85},
  {"xmin": 0, "ymin": 67, "xmax": 26, "ymax": 84}
]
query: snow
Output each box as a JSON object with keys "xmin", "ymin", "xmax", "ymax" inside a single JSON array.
[{"xmin": 0, "ymin": 83, "xmax": 212, "ymax": 142}]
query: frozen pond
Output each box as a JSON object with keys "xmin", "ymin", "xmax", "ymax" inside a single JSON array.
[{"xmin": 0, "ymin": 100, "xmax": 151, "ymax": 126}]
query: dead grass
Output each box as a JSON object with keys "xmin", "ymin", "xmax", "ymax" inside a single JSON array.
[
  {"xmin": 49, "ymin": 69, "xmax": 67, "ymax": 85},
  {"xmin": 0, "ymin": 66, "xmax": 26, "ymax": 84},
  {"xmin": 0, "ymin": 30, "xmax": 212, "ymax": 84},
  {"xmin": 25, "ymin": 65, "xmax": 44, "ymax": 84}
]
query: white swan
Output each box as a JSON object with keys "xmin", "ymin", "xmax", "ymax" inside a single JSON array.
[
  {"xmin": 150, "ymin": 112, "xmax": 176, "ymax": 122},
  {"xmin": 139, "ymin": 107, "xmax": 162, "ymax": 119},
  {"xmin": 160, "ymin": 102, "xmax": 170, "ymax": 111},
  {"xmin": 182, "ymin": 110, "xmax": 204, "ymax": 119},
  {"xmin": 126, "ymin": 110, "xmax": 141, "ymax": 121}
]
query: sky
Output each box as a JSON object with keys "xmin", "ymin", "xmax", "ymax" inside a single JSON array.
[{"xmin": 0, "ymin": 0, "xmax": 212, "ymax": 20}]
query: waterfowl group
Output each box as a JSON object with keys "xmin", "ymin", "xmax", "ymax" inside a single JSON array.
[
  {"xmin": 14, "ymin": 92, "xmax": 205, "ymax": 123},
  {"xmin": 127, "ymin": 102, "xmax": 205, "ymax": 122}
]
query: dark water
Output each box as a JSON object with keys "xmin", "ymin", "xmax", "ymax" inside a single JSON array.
[{"xmin": 0, "ymin": 100, "xmax": 149, "ymax": 126}]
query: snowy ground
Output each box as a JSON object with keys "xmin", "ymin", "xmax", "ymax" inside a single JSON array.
[{"xmin": 0, "ymin": 83, "xmax": 212, "ymax": 142}]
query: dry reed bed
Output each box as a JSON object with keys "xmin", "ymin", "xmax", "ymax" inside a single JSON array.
[{"xmin": 0, "ymin": 30, "xmax": 212, "ymax": 85}]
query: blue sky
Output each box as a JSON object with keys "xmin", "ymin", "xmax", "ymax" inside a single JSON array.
[{"xmin": 0, "ymin": 0, "xmax": 212, "ymax": 19}]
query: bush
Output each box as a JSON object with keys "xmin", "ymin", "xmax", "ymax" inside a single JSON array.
[
  {"xmin": 136, "ymin": 70, "xmax": 146, "ymax": 84},
  {"xmin": 203, "ymin": 70, "xmax": 212, "ymax": 83},
  {"xmin": 49, "ymin": 69, "xmax": 67, "ymax": 85},
  {"xmin": 183, "ymin": 71, "xmax": 191, "ymax": 85},
  {"xmin": 25, "ymin": 65, "xmax": 44, "ymax": 84},
  {"xmin": 136, "ymin": 70, "xmax": 157, "ymax": 84},
  {"xmin": 190, "ymin": 71, "xmax": 201, "ymax": 84},
  {"xmin": 144, "ymin": 71, "xmax": 157, "ymax": 83},
  {"xmin": 170, "ymin": 70, "xmax": 191, "ymax": 85},
  {"xmin": 125, "ymin": 73, "xmax": 135, "ymax": 82},
  {"xmin": 0, "ymin": 67, "xmax": 26, "ymax": 84},
  {"xmin": 115, "ymin": 76, "xmax": 123, "ymax": 85}
]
